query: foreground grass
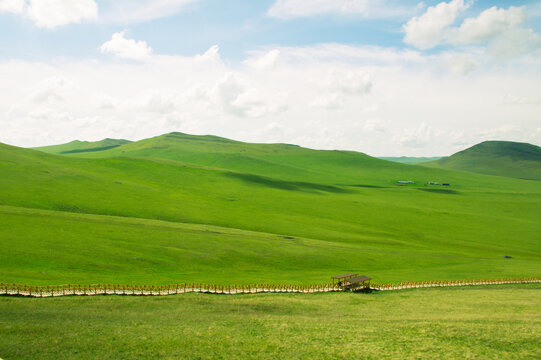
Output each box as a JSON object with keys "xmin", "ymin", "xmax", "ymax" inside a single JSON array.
[
  {"xmin": 1, "ymin": 285, "xmax": 540, "ymax": 359},
  {"xmin": 1, "ymin": 205, "xmax": 539, "ymax": 285}
]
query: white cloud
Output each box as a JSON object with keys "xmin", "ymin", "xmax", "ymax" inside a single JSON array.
[
  {"xmin": 404, "ymin": 2, "xmax": 541, "ymax": 56},
  {"xmin": 0, "ymin": 0, "xmax": 98, "ymax": 28},
  {"xmin": 1, "ymin": 43, "xmax": 540, "ymax": 156},
  {"xmin": 487, "ymin": 27, "xmax": 541, "ymax": 58},
  {"xmin": 311, "ymin": 93, "xmax": 347, "ymax": 110},
  {"xmin": 451, "ymin": 6, "xmax": 525, "ymax": 45},
  {"xmin": 403, "ymin": 0, "xmax": 468, "ymax": 49},
  {"xmin": 26, "ymin": 0, "xmax": 98, "ymax": 29},
  {"xmin": 248, "ymin": 44, "xmax": 425, "ymax": 67},
  {"xmin": 194, "ymin": 45, "xmax": 221, "ymax": 63},
  {"xmin": 363, "ymin": 119, "xmax": 387, "ymax": 133},
  {"xmin": 503, "ymin": 95, "xmax": 541, "ymax": 106},
  {"xmin": 325, "ymin": 68, "xmax": 371, "ymax": 95},
  {"xmin": 442, "ymin": 53, "xmax": 477, "ymax": 75},
  {"xmin": 392, "ymin": 123, "xmax": 439, "ymax": 148},
  {"xmin": 311, "ymin": 68, "xmax": 372, "ymax": 110},
  {"xmin": 102, "ymin": 0, "xmax": 199, "ymax": 24},
  {"xmin": 261, "ymin": 122, "xmax": 295, "ymax": 142},
  {"xmin": 245, "ymin": 50, "xmax": 281, "ymax": 70},
  {"xmin": 30, "ymin": 76, "xmax": 75, "ymax": 103},
  {"xmin": 213, "ymin": 73, "xmax": 288, "ymax": 118},
  {"xmin": 473, "ymin": 124, "xmax": 541, "ymax": 144},
  {"xmin": 0, "ymin": 0, "xmax": 24, "ymax": 14},
  {"xmin": 267, "ymin": 0, "xmax": 415, "ymax": 19},
  {"xmin": 0, "ymin": 0, "xmax": 200, "ymax": 27},
  {"xmin": 268, "ymin": 0, "xmax": 368, "ymax": 18},
  {"xmin": 100, "ymin": 31, "xmax": 152, "ymax": 60}
]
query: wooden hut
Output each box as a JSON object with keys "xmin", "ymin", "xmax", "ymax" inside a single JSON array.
[
  {"xmin": 332, "ymin": 273, "xmax": 358, "ymax": 287},
  {"xmin": 344, "ymin": 276, "xmax": 371, "ymax": 291}
]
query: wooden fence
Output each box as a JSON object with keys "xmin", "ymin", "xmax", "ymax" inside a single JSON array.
[
  {"xmin": 369, "ymin": 278, "xmax": 540, "ymax": 291},
  {"xmin": 0, "ymin": 278, "xmax": 539, "ymax": 298},
  {"xmin": 0, "ymin": 283, "xmax": 341, "ymax": 297}
]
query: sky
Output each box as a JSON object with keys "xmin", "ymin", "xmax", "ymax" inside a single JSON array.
[{"xmin": 1, "ymin": 0, "xmax": 540, "ymax": 156}]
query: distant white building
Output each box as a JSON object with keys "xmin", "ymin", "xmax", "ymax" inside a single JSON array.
[{"xmin": 397, "ymin": 181, "xmax": 414, "ymax": 184}]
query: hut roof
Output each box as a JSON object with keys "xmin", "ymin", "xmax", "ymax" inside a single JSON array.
[
  {"xmin": 345, "ymin": 276, "xmax": 371, "ymax": 284},
  {"xmin": 332, "ymin": 273, "xmax": 358, "ymax": 279}
]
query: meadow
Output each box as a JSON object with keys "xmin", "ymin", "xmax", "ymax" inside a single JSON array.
[
  {"xmin": 1, "ymin": 134, "xmax": 540, "ymax": 285},
  {"xmin": 426, "ymin": 140, "xmax": 541, "ymax": 180},
  {"xmin": 1, "ymin": 285, "xmax": 539, "ymax": 359},
  {"xmin": 1, "ymin": 133, "xmax": 540, "ymax": 359}
]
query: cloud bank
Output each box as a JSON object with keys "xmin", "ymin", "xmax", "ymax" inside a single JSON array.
[
  {"xmin": 403, "ymin": 1, "xmax": 541, "ymax": 57},
  {"xmin": 1, "ymin": 32, "xmax": 540, "ymax": 156},
  {"xmin": 267, "ymin": 0, "xmax": 415, "ymax": 19},
  {"xmin": 0, "ymin": 0, "xmax": 98, "ymax": 28}
]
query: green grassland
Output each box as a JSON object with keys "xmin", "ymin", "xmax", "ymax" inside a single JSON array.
[
  {"xmin": 27, "ymin": 132, "xmax": 509, "ymax": 186},
  {"xmin": 0, "ymin": 134, "xmax": 540, "ymax": 285},
  {"xmin": 2, "ymin": 205, "xmax": 538, "ymax": 285},
  {"xmin": 425, "ymin": 140, "xmax": 541, "ymax": 180},
  {"xmin": 34, "ymin": 138, "xmax": 131, "ymax": 155},
  {"xmin": 1, "ymin": 285, "xmax": 540, "ymax": 359}
]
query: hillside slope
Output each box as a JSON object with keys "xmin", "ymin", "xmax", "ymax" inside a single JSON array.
[
  {"xmin": 425, "ymin": 141, "xmax": 541, "ymax": 180},
  {"xmin": 33, "ymin": 132, "xmax": 404, "ymax": 184},
  {"xmin": 1, "ymin": 141, "xmax": 540, "ymax": 284},
  {"xmin": 26, "ymin": 132, "xmax": 522, "ymax": 186},
  {"xmin": 34, "ymin": 138, "xmax": 131, "ymax": 155}
]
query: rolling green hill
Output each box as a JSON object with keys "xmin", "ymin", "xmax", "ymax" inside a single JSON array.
[
  {"xmin": 0, "ymin": 135, "xmax": 539, "ymax": 285},
  {"xmin": 24, "ymin": 132, "xmax": 537, "ymax": 187},
  {"xmin": 34, "ymin": 138, "xmax": 131, "ymax": 155},
  {"xmin": 425, "ymin": 141, "xmax": 541, "ymax": 180},
  {"xmin": 35, "ymin": 132, "xmax": 412, "ymax": 184}
]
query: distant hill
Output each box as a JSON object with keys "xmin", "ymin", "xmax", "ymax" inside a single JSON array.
[
  {"xmin": 380, "ymin": 156, "xmax": 444, "ymax": 165},
  {"xmin": 424, "ymin": 141, "xmax": 541, "ymax": 180},
  {"xmin": 33, "ymin": 138, "xmax": 131, "ymax": 155},
  {"xmin": 32, "ymin": 132, "xmax": 453, "ymax": 186}
]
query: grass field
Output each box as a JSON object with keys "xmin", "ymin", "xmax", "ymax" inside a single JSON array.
[
  {"xmin": 1, "ymin": 205, "xmax": 539, "ymax": 285},
  {"xmin": 2, "ymin": 133, "xmax": 540, "ymax": 359},
  {"xmin": 1, "ymin": 134, "xmax": 540, "ymax": 285},
  {"xmin": 425, "ymin": 141, "xmax": 541, "ymax": 180},
  {"xmin": 1, "ymin": 284, "xmax": 539, "ymax": 359}
]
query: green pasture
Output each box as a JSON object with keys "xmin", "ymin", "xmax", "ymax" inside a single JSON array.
[
  {"xmin": 1, "ymin": 285, "xmax": 540, "ymax": 359},
  {"xmin": 1, "ymin": 135, "xmax": 540, "ymax": 285},
  {"xmin": 426, "ymin": 140, "xmax": 541, "ymax": 180},
  {"xmin": 34, "ymin": 138, "xmax": 131, "ymax": 155},
  {"xmin": 31, "ymin": 133, "xmax": 541, "ymax": 187},
  {"xmin": 1, "ymin": 205, "xmax": 538, "ymax": 285}
]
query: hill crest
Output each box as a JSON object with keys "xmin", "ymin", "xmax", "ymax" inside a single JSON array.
[{"xmin": 425, "ymin": 140, "xmax": 541, "ymax": 180}]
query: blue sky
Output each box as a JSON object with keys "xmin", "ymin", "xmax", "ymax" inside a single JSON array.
[
  {"xmin": 1, "ymin": 0, "xmax": 540, "ymax": 155},
  {"xmin": 3, "ymin": 0, "xmax": 540, "ymax": 60}
]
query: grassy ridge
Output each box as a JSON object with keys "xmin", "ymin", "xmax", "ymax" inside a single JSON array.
[
  {"xmin": 425, "ymin": 140, "xmax": 541, "ymax": 180},
  {"xmin": 1, "ymin": 285, "xmax": 539, "ymax": 359},
  {"xmin": 1, "ymin": 136, "xmax": 540, "ymax": 285},
  {"xmin": 33, "ymin": 138, "xmax": 131, "ymax": 155},
  {"xmin": 29, "ymin": 132, "xmax": 508, "ymax": 186}
]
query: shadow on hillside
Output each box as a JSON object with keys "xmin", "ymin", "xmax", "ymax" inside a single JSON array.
[
  {"xmin": 61, "ymin": 145, "xmax": 121, "ymax": 154},
  {"xmin": 417, "ymin": 188, "xmax": 460, "ymax": 195},
  {"xmin": 341, "ymin": 184, "xmax": 387, "ymax": 189},
  {"xmin": 224, "ymin": 173, "xmax": 353, "ymax": 193}
]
